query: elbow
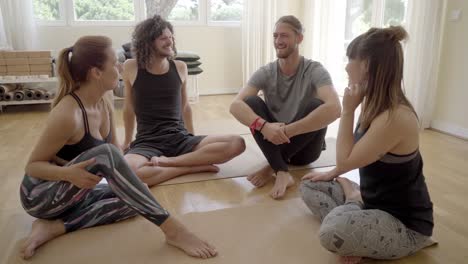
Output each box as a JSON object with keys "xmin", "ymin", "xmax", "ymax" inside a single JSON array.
[
  {"xmin": 24, "ymin": 162, "xmax": 33, "ymax": 176},
  {"xmin": 332, "ymin": 102, "xmax": 342, "ymax": 120},
  {"xmin": 229, "ymin": 100, "xmax": 240, "ymax": 116}
]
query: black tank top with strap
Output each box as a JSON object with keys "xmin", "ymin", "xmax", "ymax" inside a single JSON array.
[
  {"xmin": 56, "ymin": 92, "xmax": 112, "ymax": 161},
  {"xmin": 132, "ymin": 60, "xmax": 185, "ymax": 138},
  {"xmin": 355, "ymin": 124, "xmax": 433, "ymax": 236}
]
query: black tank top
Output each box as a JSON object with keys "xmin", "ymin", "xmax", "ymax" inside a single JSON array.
[
  {"xmin": 355, "ymin": 125, "xmax": 434, "ymax": 236},
  {"xmin": 132, "ymin": 60, "xmax": 184, "ymax": 136},
  {"xmin": 56, "ymin": 92, "xmax": 111, "ymax": 161}
]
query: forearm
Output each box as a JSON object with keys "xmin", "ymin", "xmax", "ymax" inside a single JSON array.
[
  {"xmin": 183, "ymin": 106, "xmax": 194, "ymax": 134},
  {"xmin": 286, "ymin": 103, "xmax": 340, "ymax": 137},
  {"xmin": 230, "ymin": 100, "xmax": 261, "ymax": 127},
  {"xmin": 335, "ymin": 111, "xmax": 355, "ymax": 172},
  {"xmin": 25, "ymin": 161, "xmax": 69, "ymax": 182},
  {"xmin": 123, "ymin": 109, "xmax": 135, "ymax": 144}
]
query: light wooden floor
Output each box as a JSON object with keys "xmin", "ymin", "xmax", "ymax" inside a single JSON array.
[{"xmin": 1, "ymin": 95, "xmax": 468, "ymax": 263}]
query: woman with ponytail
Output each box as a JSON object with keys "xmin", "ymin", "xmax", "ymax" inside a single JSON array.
[
  {"xmin": 300, "ymin": 26, "xmax": 436, "ymax": 263},
  {"xmin": 19, "ymin": 36, "xmax": 217, "ymax": 259}
]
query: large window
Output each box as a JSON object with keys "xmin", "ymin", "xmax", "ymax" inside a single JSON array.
[
  {"xmin": 33, "ymin": 0, "xmax": 62, "ymax": 21},
  {"xmin": 168, "ymin": 0, "xmax": 199, "ymax": 22},
  {"xmin": 209, "ymin": 0, "xmax": 242, "ymax": 23},
  {"xmin": 73, "ymin": 0, "xmax": 135, "ymax": 21},
  {"xmin": 334, "ymin": 0, "xmax": 407, "ymax": 93},
  {"xmin": 33, "ymin": 0, "xmax": 242, "ymax": 26}
]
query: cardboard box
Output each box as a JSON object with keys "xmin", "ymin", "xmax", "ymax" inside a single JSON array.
[
  {"xmin": 0, "ymin": 51, "xmax": 4, "ymax": 59},
  {"xmin": 5, "ymin": 58, "xmax": 29, "ymax": 65},
  {"xmin": 3, "ymin": 51, "xmax": 16, "ymax": 58},
  {"xmin": 30, "ymin": 64, "xmax": 52, "ymax": 72},
  {"xmin": 5, "ymin": 72, "xmax": 30, "ymax": 76},
  {"xmin": 27, "ymin": 51, "xmax": 52, "ymax": 58},
  {"xmin": 0, "ymin": 59, "xmax": 5, "ymax": 66},
  {"xmin": 7, "ymin": 65, "xmax": 30, "ymax": 72},
  {"xmin": 28, "ymin": 58, "xmax": 52, "ymax": 65},
  {"xmin": 30, "ymin": 71, "xmax": 51, "ymax": 76},
  {"xmin": 0, "ymin": 65, "xmax": 6, "ymax": 72},
  {"xmin": 15, "ymin": 51, "xmax": 29, "ymax": 58}
]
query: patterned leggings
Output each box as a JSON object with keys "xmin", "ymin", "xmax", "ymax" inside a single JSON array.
[
  {"xmin": 20, "ymin": 144, "xmax": 170, "ymax": 232},
  {"xmin": 300, "ymin": 180, "xmax": 435, "ymax": 260}
]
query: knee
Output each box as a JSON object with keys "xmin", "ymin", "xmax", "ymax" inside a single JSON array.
[
  {"xmin": 230, "ymin": 136, "xmax": 246, "ymax": 156},
  {"xmin": 318, "ymin": 214, "xmax": 348, "ymax": 253},
  {"xmin": 243, "ymin": 95, "xmax": 264, "ymax": 110}
]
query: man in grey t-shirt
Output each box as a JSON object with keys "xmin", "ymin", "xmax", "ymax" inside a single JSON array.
[{"xmin": 230, "ymin": 15, "xmax": 341, "ymax": 199}]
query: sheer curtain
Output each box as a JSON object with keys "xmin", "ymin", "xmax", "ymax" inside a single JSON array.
[
  {"xmin": 241, "ymin": 0, "xmax": 299, "ymax": 85},
  {"xmin": 302, "ymin": 0, "xmax": 347, "ymax": 91},
  {"xmin": 0, "ymin": 0, "xmax": 37, "ymax": 50},
  {"xmin": 404, "ymin": 0, "xmax": 446, "ymax": 128}
]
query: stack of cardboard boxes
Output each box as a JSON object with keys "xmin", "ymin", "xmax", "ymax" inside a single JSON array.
[{"xmin": 0, "ymin": 50, "xmax": 53, "ymax": 78}]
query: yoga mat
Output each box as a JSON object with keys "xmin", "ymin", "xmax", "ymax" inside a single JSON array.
[
  {"xmin": 24, "ymin": 89, "xmax": 34, "ymax": 100},
  {"xmin": 159, "ymin": 135, "xmax": 336, "ymax": 185},
  {"xmin": 33, "ymin": 88, "xmax": 46, "ymax": 100},
  {"xmin": 3, "ymin": 91, "xmax": 15, "ymax": 101},
  {"xmin": 0, "ymin": 84, "xmax": 16, "ymax": 96},
  {"xmin": 4, "ymin": 199, "xmax": 336, "ymax": 264},
  {"xmin": 43, "ymin": 90, "xmax": 56, "ymax": 100},
  {"xmin": 14, "ymin": 90, "xmax": 25, "ymax": 101}
]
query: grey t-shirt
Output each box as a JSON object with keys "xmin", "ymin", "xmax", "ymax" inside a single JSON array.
[{"xmin": 248, "ymin": 57, "xmax": 332, "ymax": 123}]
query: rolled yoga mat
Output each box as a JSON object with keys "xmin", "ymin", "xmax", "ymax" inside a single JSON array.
[
  {"xmin": 14, "ymin": 90, "xmax": 25, "ymax": 101},
  {"xmin": 0, "ymin": 84, "xmax": 16, "ymax": 96},
  {"xmin": 33, "ymin": 88, "xmax": 46, "ymax": 100},
  {"xmin": 44, "ymin": 90, "xmax": 56, "ymax": 100},
  {"xmin": 3, "ymin": 91, "xmax": 15, "ymax": 101},
  {"xmin": 25, "ymin": 89, "xmax": 35, "ymax": 100}
]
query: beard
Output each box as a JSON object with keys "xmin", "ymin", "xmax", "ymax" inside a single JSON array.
[
  {"xmin": 155, "ymin": 46, "xmax": 174, "ymax": 58},
  {"xmin": 275, "ymin": 45, "xmax": 295, "ymax": 59}
]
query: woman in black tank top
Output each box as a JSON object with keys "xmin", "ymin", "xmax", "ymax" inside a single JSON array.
[
  {"xmin": 300, "ymin": 26, "xmax": 435, "ymax": 263},
  {"xmin": 19, "ymin": 36, "xmax": 216, "ymax": 260}
]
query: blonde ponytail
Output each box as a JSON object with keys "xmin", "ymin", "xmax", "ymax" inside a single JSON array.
[{"xmin": 52, "ymin": 47, "xmax": 76, "ymax": 108}]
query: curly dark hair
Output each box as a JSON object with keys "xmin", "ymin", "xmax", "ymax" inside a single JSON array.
[{"xmin": 131, "ymin": 15, "xmax": 177, "ymax": 69}]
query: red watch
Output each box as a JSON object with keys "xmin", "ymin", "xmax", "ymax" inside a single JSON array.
[{"xmin": 249, "ymin": 117, "xmax": 266, "ymax": 134}]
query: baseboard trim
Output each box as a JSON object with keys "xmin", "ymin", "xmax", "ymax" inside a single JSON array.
[{"xmin": 430, "ymin": 119, "xmax": 468, "ymax": 140}]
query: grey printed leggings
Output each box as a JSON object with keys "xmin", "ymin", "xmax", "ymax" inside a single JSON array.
[
  {"xmin": 300, "ymin": 180, "xmax": 435, "ymax": 260},
  {"xmin": 20, "ymin": 144, "xmax": 170, "ymax": 232}
]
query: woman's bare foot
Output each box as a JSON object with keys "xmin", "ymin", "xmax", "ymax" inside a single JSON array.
[
  {"xmin": 160, "ymin": 217, "xmax": 217, "ymax": 258},
  {"xmin": 339, "ymin": 256, "xmax": 362, "ymax": 264},
  {"xmin": 20, "ymin": 219, "xmax": 66, "ymax": 259},
  {"xmin": 247, "ymin": 165, "xmax": 274, "ymax": 187},
  {"xmin": 336, "ymin": 177, "xmax": 362, "ymax": 203},
  {"xmin": 269, "ymin": 171, "xmax": 295, "ymax": 199}
]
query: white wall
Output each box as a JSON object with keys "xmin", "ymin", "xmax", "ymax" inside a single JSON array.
[
  {"xmin": 432, "ymin": 0, "xmax": 468, "ymax": 139},
  {"xmin": 36, "ymin": 24, "xmax": 242, "ymax": 95}
]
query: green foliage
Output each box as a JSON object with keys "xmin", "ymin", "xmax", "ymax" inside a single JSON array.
[
  {"xmin": 33, "ymin": 0, "xmax": 60, "ymax": 20},
  {"xmin": 74, "ymin": 0, "xmax": 134, "ymax": 20},
  {"xmin": 33, "ymin": 0, "xmax": 135, "ymax": 21},
  {"xmin": 210, "ymin": 0, "xmax": 242, "ymax": 21}
]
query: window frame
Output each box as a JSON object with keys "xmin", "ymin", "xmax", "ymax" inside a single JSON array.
[{"xmin": 33, "ymin": 0, "xmax": 242, "ymax": 27}]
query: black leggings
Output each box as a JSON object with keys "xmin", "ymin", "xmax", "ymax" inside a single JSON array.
[{"xmin": 244, "ymin": 95, "xmax": 327, "ymax": 172}]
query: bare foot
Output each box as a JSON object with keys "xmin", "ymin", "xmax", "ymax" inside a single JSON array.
[
  {"xmin": 161, "ymin": 218, "xmax": 217, "ymax": 258},
  {"xmin": 247, "ymin": 165, "xmax": 274, "ymax": 187},
  {"xmin": 339, "ymin": 256, "xmax": 362, "ymax": 264},
  {"xmin": 269, "ymin": 171, "xmax": 295, "ymax": 199},
  {"xmin": 20, "ymin": 219, "xmax": 66, "ymax": 259},
  {"xmin": 336, "ymin": 177, "xmax": 362, "ymax": 203}
]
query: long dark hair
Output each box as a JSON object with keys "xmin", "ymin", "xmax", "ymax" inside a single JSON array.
[
  {"xmin": 131, "ymin": 15, "xmax": 177, "ymax": 69},
  {"xmin": 347, "ymin": 26, "xmax": 416, "ymax": 129}
]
